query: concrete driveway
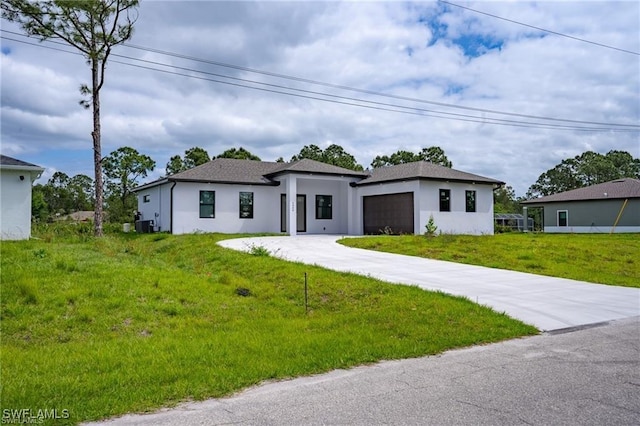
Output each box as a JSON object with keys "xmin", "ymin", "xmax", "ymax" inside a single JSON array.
[{"xmin": 218, "ymin": 235, "xmax": 640, "ymax": 331}]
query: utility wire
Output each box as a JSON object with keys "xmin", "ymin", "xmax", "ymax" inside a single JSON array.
[
  {"xmin": 440, "ymin": 0, "xmax": 640, "ymax": 56},
  {"xmin": 119, "ymin": 41, "xmax": 639, "ymax": 128},
  {"xmin": 3, "ymin": 28, "xmax": 636, "ymax": 129},
  {"xmin": 2, "ymin": 31, "xmax": 639, "ymax": 133}
]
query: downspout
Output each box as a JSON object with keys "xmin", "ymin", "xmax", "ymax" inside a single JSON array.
[
  {"xmin": 610, "ymin": 198, "xmax": 628, "ymax": 234},
  {"xmin": 169, "ymin": 181, "xmax": 177, "ymax": 234}
]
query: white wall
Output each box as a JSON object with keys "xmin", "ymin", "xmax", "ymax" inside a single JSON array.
[
  {"xmin": 137, "ymin": 176, "xmax": 496, "ymax": 236},
  {"xmin": 350, "ymin": 181, "xmax": 421, "ymax": 235},
  {"xmin": 136, "ymin": 183, "xmax": 172, "ymax": 232},
  {"xmin": 295, "ymin": 177, "xmax": 351, "ymax": 234},
  {"xmin": 350, "ymin": 180, "xmax": 495, "ymax": 235},
  {"xmin": 0, "ymin": 169, "xmax": 33, "ymax": 240},
  {"xmin": 418, "ymin": 181, "xmax": 495, "ymax": 235},
  {"xmin": 273, "ymin": 174, "xmax": 361, "ymax": 235},
  {"xmin": 171, "ymin": 182, "xmax": 282, "ymax": 234}
]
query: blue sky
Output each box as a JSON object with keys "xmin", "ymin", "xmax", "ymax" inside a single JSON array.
[{"xmin": 1, "ymin": 1, "xmax": 638, "ymax": 197}]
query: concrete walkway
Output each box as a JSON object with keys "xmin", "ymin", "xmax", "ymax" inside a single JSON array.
[{"xmin": 218, "ymin": 235, "xmax": 640, "ymax": 331}]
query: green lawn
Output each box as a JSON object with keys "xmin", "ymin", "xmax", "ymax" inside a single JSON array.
[
  {"xmin": 340, "ymin": 233, "xmax": 640, "ymax": 288},
  {"xmin": 0, "ymin": 229, "xmax": 536, "ymax": 424}
]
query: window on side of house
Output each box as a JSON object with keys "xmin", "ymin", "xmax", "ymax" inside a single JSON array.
[
  {"xmin": 239, "ymin": 192, "xmax": 254, "ymax": 219},
  {"xmin": 465, "ymin": 190, "xmax": 476, "ymax": 212},
  {"xmin": 316, "ymin": 195, "xmax": 332, "ymax": 219},
  {"xmin": 557, "ymin": 210, "xmax": 568, "ymax": 227},
  {"xmin": 439, "ymin": 189, "xmax": 450, "ymax": 212},
  {"xmin": 143, "ymin": 194, "xmax": 150, "ymax": 203},
  {"xmin": 199, "ymin": 190, "xmax": 215, "ymax": 218}
]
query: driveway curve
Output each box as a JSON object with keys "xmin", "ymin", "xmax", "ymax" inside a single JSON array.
[{"xmin": 219, "ymin": 235, "xmax": 640, "ymax": 331}]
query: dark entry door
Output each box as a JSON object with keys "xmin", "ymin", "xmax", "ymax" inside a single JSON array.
[
  {"xmin": 280, "ymin": 194, "xmax": 307, "ymax": 233},
  {"xmin": 363, "ymin": 192, "xmax": 414, "ymax": 234},
  {"xmin": 296, "ymin": 194, "xmax": 306, "ymax": 232}
]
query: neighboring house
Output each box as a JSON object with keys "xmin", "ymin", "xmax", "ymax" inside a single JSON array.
[
  {"xmin": 0, "ymin": 155, "xmax": 45, "ymax": 240},
  {"xmin": 133, "ymin": 158, "xmax": 503, "ymax": 236},
  {"xmin": 521, "ymin": 178, "xmax": 640, "ymax": 233}
]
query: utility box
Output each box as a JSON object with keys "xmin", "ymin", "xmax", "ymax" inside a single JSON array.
[{"xmin": 135, "ymin": 220, "xmax": 154, "ymax": 233}]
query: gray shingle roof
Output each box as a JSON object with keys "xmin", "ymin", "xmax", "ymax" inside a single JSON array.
[
  {"xmin": 0, "ymin": 154, "xmax": 43, "ymax": 169},
  {"xmin": 134, "ymin": 158, "xmax": 503, "ymax": 191},
  {"xmin": 265, "ymin": 158, "xmax": 367, "ymax": 178},
  {"xmin": 170, "ymin": 158, "xmax": 279, "ymax": 185},
  {"xmin": 354, "ymin": 161, "xmax": 504, "ymax": 186},
  {"xmin": 521, "ymin": 178, "xmax": 640, "ymax": 204},
  {"xmin": 167, "ymin": 158, "xmax": 366, "ymax": 185}
]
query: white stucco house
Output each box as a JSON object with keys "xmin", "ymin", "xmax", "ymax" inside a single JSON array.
[
  {"xmin": 0, "ymin": 155, "xmax": 44, "ymax": 240},
  {"xmin": 133, "ymin": 158, "xmax": 503, "ymax": 236}
]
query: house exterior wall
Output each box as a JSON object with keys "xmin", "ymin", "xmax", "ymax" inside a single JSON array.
[
  {"xmin": 418, "ymin": 181, "xmax": 495, "ymax": 235},
  {"xmin": 0, "ymin": 169, "xmax": 34, "ymax": 240},
  {"xmin": 171, "ymin": 182, "xmax": 282, "ymax": 234},
  {"xmin": 350, "ymin": 181, "xmax": 421, "ymax": 234},
  {"xmin": 136, "ymin": 184, "xmax": 172, "ymax": 232},
  {"xmin": 273, "ymin": 174, "xmax": 361, "ymax": 235},
  {"xmin": 350, "ymin": 180, "xmax": 495, "ymax": 235},
  {"xmin": 535, "ymin": 199, "xmax": 640, "ymax": 233},
  {"xmin": 135, "ymin": 175, "xmax": 497, "ymax": 236}
]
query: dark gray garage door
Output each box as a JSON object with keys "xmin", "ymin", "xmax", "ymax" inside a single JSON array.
[{"xmin": 363, "ymin": 192, "xmax": 414, "ymax": 234}]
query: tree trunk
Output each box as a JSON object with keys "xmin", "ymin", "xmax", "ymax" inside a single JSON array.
[{"xmin": 92, "ymin": 58, "xmax": 104, "ymax": 237}]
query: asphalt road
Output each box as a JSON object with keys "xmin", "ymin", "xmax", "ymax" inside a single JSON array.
[{"xmin": 87, "ymin": 316, "xmax": 640, "ymax": 425}]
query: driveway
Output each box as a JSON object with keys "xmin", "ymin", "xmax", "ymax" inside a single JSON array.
[{"xmin": 218, "ymin": 235, "xmax": 640, "ymax": 331}]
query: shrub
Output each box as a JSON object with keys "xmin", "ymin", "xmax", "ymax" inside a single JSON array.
[{"xmin": 424, "ymin": 215, "xmax": 438, "ymax": 237}]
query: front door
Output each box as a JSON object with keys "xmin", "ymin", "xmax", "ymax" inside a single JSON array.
[
  {"xmin": 280, "ymin": 194, "xmax": 307, "ymax": 233},
  {"xmin": 296, "ymin": 194, "xmax": 306, "ymax": 233}
]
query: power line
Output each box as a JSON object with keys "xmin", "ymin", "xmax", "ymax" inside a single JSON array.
[
  {"xmin": 119, "ymin": 41, "xmax": 639, "ymax": 128},
  {"xmin": 440, "ymin": 1, "xmax": 640, "ymax": 56},
  {"xmin": 2, "ymin": 31, "xmax": 639, "ymax": 133}
]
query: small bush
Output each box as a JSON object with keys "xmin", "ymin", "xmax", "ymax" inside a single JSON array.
[
  {"xmin": 248, "ymin": 244, "xmax": 270, "ymax": 257},
  {"xmin": 424, "ymin": 215, "xmax": 438, "ymax": 237}
]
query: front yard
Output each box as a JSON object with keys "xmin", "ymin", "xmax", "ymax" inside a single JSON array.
[{"xmin": 1, "ymin": 229, "xmax": 536, "ymax": 424}]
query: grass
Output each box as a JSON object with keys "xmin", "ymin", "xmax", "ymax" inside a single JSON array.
[
  {"xmin": 339, "ymin": 233, "xmax": 640, "ymax": 288},
  {"xmin": 0, "ymin": 226, "xmax": 537, "ymax": 424}
]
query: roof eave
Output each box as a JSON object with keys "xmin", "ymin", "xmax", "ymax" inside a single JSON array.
[
  {"xmin": 353, "ymin": 176, "xmax": 503, "ymax": 187},
  {"xmin": 169, "ymin": 178, "xmax": 281, "ymax": 186},
  {"xmin": 266, "ymin": 170, "xmax": 367, "ymax": 179}
]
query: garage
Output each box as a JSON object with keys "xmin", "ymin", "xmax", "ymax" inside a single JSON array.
[{"xmin": 363, "ymin": 192, "xmax": 414, "ymax": 234}]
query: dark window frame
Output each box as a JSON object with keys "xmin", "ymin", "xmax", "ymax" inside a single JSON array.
[
  {"xmin": 199, "ymin": 190, "xmax": 215, "ymax": 218},
  {"xmin": 439, "ymin": 189, "xmax": 451, "ymax": 212},
  {"xmin": 465, "ymin": 190, "xmax": 476, "ymax": 212},
  {"xmin": 239, "ymin": 191, "xmax": 254, "ymax": 219},
  {"xmin": 557, "ymin": 210, "xmax": 568, "ymax": 227},
  {"xmin": 143, "ymin": 194, "xmax": 150, "ymax": 203},
  {"xmin": 315, "ymin": 195, "xmax": 333, "ymax": 220}
]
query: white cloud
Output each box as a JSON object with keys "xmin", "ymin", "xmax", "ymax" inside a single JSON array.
[{"xmin": 1, "ymin": 1, "xmax": 638, "ymax": 197}]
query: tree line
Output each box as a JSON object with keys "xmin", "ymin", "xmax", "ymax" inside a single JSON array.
[{"xmin": 33, "ymin": 143, "xmax": 638, "ymax": 225}]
